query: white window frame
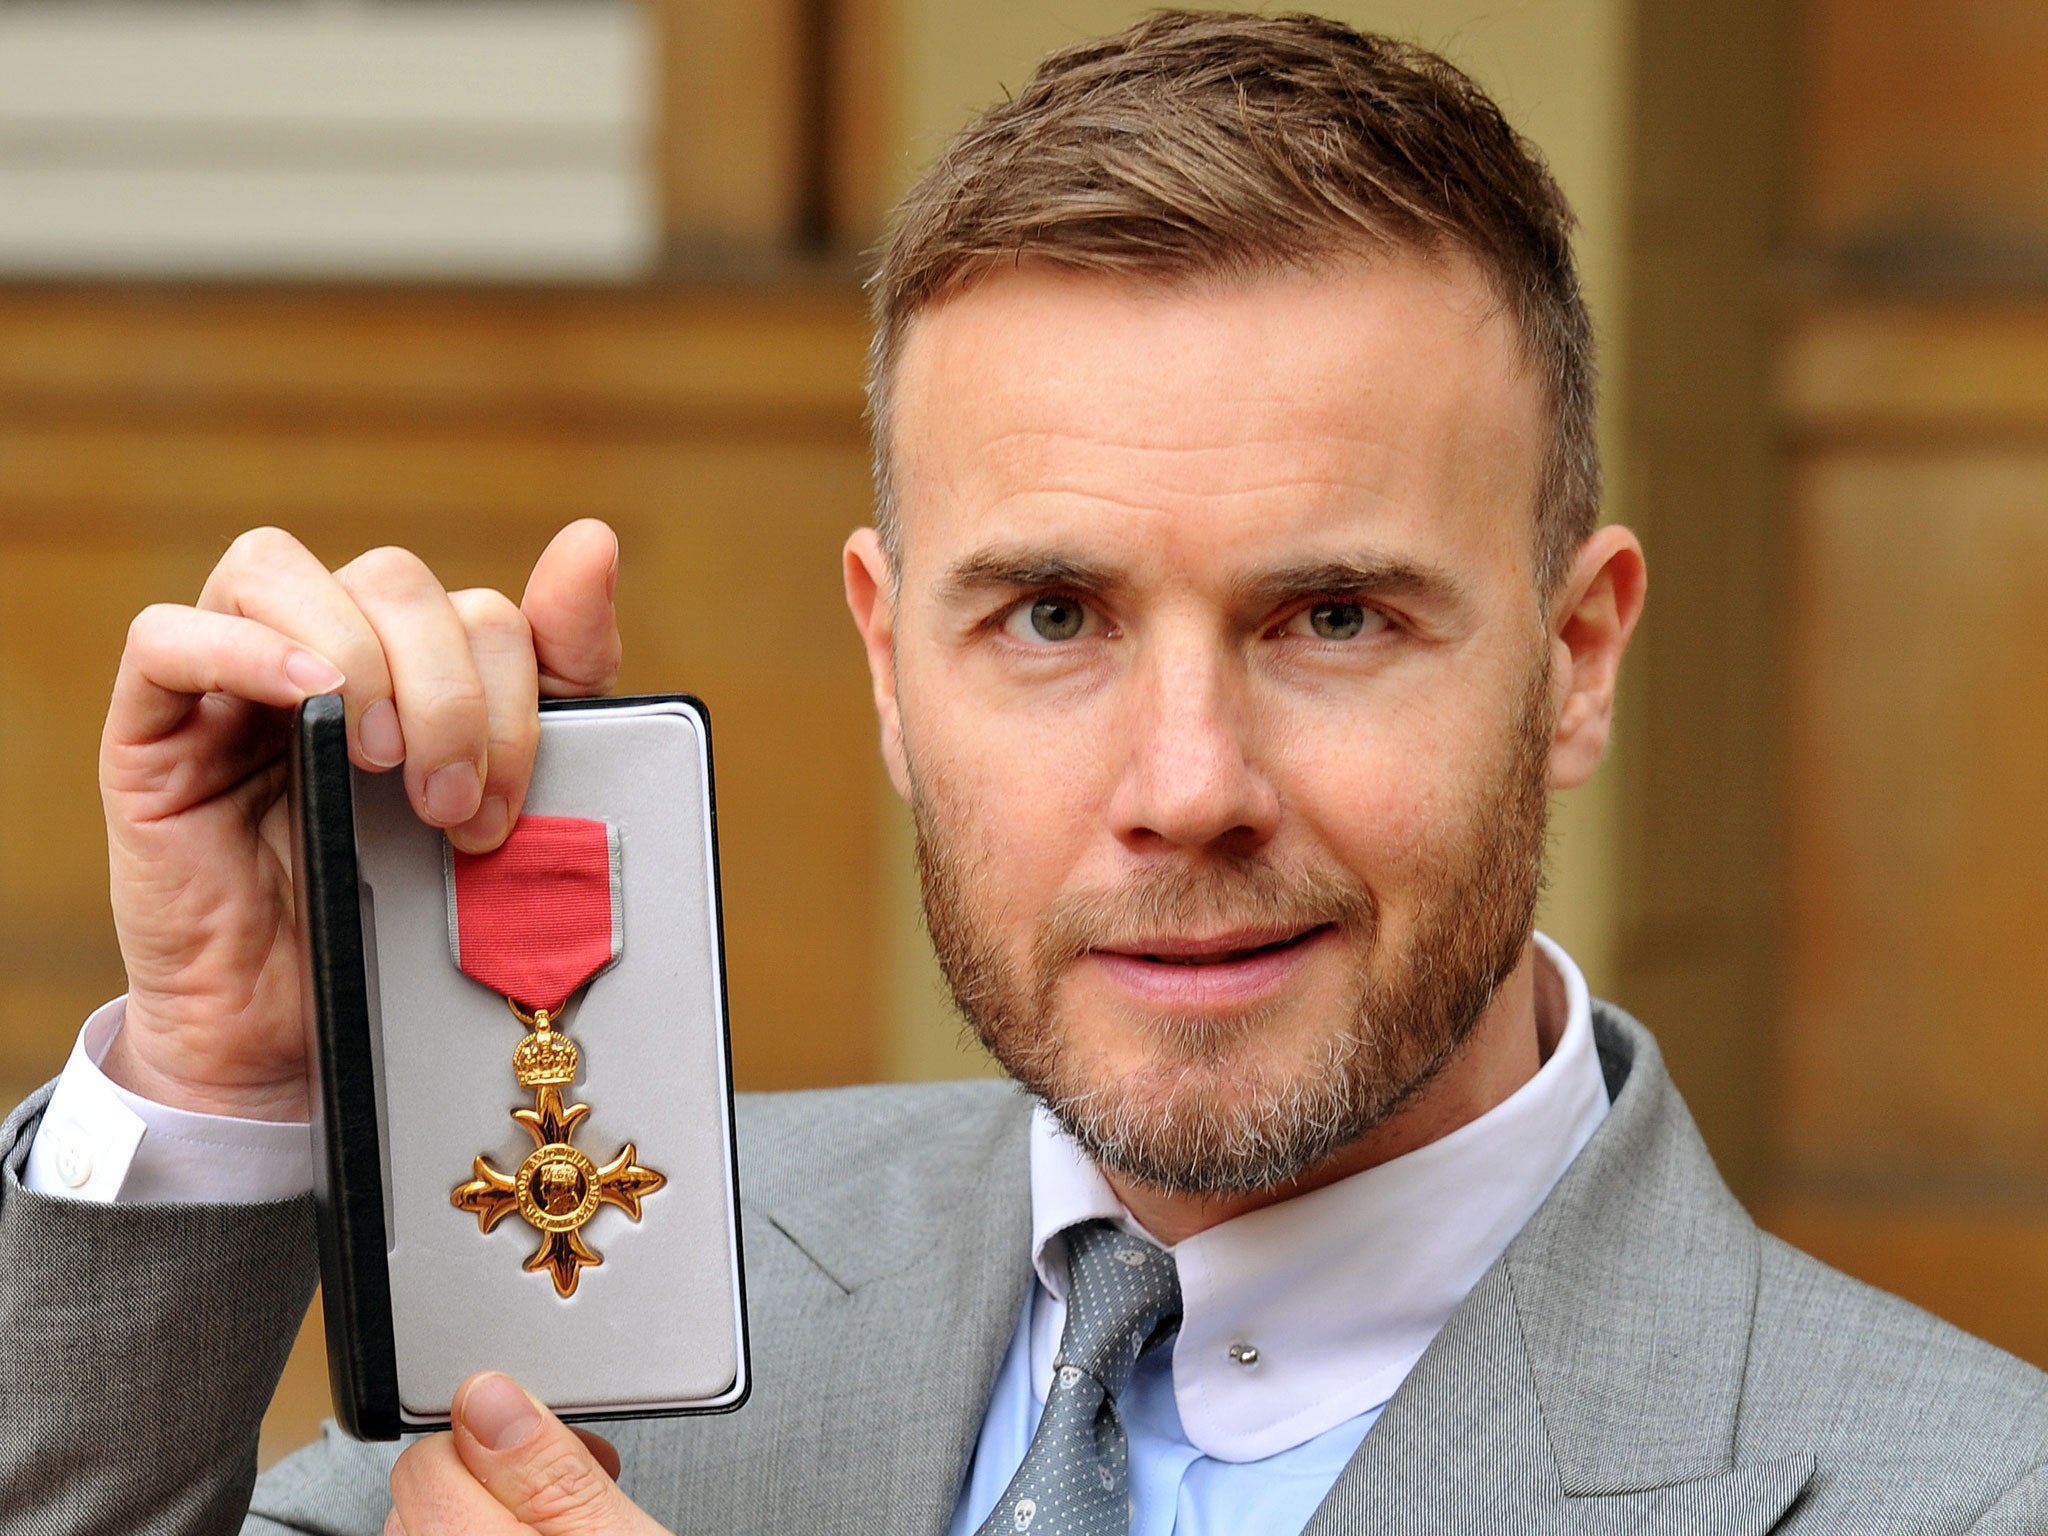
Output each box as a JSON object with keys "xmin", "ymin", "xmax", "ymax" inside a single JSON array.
[{"xmin": 0, "ymin": 0, "xmax": 658, "ymax": 278}]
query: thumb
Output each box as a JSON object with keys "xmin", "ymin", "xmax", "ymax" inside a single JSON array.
[
  {"xmin": 452, "ymin": 1372, "xmax": 634, "ymax": 1534},
  {"xmin": 521, "ymin": 519, "xmax": 622, "ymax": 698}
]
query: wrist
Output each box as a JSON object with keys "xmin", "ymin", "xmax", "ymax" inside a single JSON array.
[{"xmin": 100, "ymin": 1007, "xmax": 309, "ymax": 1122}]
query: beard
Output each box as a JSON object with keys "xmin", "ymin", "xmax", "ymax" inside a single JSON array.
[{"xmin": 909, "ymin": 651, "xmax": 1557, "ymax": 1198}]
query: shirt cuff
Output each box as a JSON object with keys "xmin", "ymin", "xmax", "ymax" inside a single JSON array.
[{"xmin": 23, "ymin": 999, "xmax": 315, "ymax": 1204}]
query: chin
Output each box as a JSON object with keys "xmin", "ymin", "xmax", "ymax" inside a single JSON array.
[{"xmin": 1019, "ymin": 1007, "xmax": 1384, "ymax": 1197}]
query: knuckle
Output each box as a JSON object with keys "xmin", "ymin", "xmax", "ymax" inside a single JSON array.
[
  {"xmin": 494, "ymin": 708, "xmax": 541, "ymax": 770},
  {"xmin": 125, "ymin": 603, "xmax": 180, "ymax": 652},
  {"xmin": 386, "ymin": 1449, "xmax": 419, "ymax": 1510},
  {"xmin": 507, "ymin": 1445, "xmax": 613, "ymax": 1527},
  {"xmin": 389, "ymin": 1437, "xmax": 430, "ymax": 1491},
  {"xmin": 386, "ymin": 1435, "xmax": 454, "ymax": 1530},
  {"xmin": 454, "ymin": 588, "xmax": 533, "ymax": 647},
  {"xmin": 400, "ymin": 681, "xmax": 491, "ymax": 743},
  {"xmin": 225, "ymin": 525, "xmax": 302, "ymax": 570},
  {"xmin": 554, "ymin": 634, "xmax": 623, "ymax": 693},
  {"xmin": 344, "ymin": 544, "xmax": 435, "ymax": 595},
  {"xmin": 410, "ymin": 674, "xmax": 490, "ymax": 719}
]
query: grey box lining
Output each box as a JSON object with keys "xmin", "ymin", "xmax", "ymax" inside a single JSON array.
[{"xmin": 350, "ymin": 701, "xmax": 745, "ymax": 1421}]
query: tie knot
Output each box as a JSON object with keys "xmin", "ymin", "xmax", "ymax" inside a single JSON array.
[{"xmin": 1055, "ymin": 1220, "xmax": 1181, "ymax": 1391}]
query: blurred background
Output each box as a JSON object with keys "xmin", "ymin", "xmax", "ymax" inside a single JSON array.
[{"xmin": 2, "ymin": 0, "xmax": 2044, "ymax": 1464}]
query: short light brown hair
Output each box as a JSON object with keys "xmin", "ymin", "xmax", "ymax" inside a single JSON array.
[{"xmin": 867, "ymin": 9, "xmax": 1599, "ymax": 594}]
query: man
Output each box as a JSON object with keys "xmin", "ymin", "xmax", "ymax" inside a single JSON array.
[{"xmin": 1, "ymin": 12, "xmax": 2043, "ymax": 1534}]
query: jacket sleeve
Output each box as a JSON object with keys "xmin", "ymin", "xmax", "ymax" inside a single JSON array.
[{"xmin": 0, "ymin": 1080, "xmax": 323, "ymax": 1535}]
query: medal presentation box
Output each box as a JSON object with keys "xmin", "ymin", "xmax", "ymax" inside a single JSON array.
[{"xmin": 290, "ymin": 693, "xmax": 749, "ymax": 1440}]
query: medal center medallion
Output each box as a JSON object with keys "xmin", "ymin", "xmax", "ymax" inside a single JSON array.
[{"xmin": 518, "ymin": 1144, "xmax": 602, "ymax": 1232}]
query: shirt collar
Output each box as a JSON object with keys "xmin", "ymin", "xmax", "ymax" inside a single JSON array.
[{"xmin": 1026, "ymin": 931, "xmax": 1609, "ymax": 1462}]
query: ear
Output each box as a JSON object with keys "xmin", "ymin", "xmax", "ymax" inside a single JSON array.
[
  {"xmin": 843, "ymin": 527, "xmax": 913, "ymax": 800},
  {"xmin": 1546, "ymin": 525, "xmax": 1647, "ymax": 790}
]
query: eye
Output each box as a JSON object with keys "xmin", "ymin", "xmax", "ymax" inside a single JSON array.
[
  {"xmin": 1004, "ymin": 594, "xmax": 1093, "ymax": 644},
  {"xmin": 1282, "ymin": 601, "xmax": 1387, "ymax": 641}
]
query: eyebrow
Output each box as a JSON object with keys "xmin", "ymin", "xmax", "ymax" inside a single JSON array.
[
  {"xmin": 935, "ymin": 549, "xmax": 1124, "ymax": 605},
  {"xmin": 933, "ymin": 546, "xmax": 1469, "ymax": 615},
  {"xmin": 1231, "ymin": 557, "xmax": 1469, "ymax": 613}
]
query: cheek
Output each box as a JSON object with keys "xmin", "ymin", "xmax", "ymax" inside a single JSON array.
[
  {"xmin": 1264, "ymin": 692, "xmax": 1477, "ymax": 889},
  {"xmin": 907, "ymin": 671, "xmax": 1118, "ymax": 903}
]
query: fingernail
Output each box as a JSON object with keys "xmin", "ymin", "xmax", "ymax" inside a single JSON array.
[
  {"xmin": 425, "ymin": 762, "xmax": 483, "ymax": 825},
  {"xmin": 462, "ymin": 1373, "xmax": 541, "ymax": 1452},
  {"xmin": 606, "ymin": 533, "xmax": 620, "ymax": 603},
  {"xmin": 450, "ymin": 796, "xmax": 510, "ymax": 852},
  {"xmin": 284, "ymin": 651, "xmax": 345, "ymax": 695},
  {"xmin": 358, "ymin": 699, "xmax": 405, "ymax": 768}
]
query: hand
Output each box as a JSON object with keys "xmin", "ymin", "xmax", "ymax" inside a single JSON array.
[
  {"xmin": 98, "ymin": 520, "xmax": 623, "ymax": 1119},
  {"xmin": 387, "ymin": 1372, "xmax": 666, "ymax": 1536}
]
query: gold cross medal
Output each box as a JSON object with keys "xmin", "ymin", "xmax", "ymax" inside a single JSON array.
[{"xmin": 443, "ymin": 816, "xmax": 664, "ymax": 1297}]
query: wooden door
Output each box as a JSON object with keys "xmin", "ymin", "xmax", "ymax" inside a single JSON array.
[{"xmin": 1762, "ymin": 0, "xmax": 2048, "ymax": 1365}]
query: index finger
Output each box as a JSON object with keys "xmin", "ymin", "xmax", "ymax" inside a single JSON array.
[
  {"xmin": 520, "ymin": 520, "xmax": 622, "ymax": 698},
  {"xmin": 198, "ymin": 527, "xmax": 399, "ymax": 772}
]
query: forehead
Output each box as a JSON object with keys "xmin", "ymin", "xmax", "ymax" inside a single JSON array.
[{"xmin": 886, "ymin": 254, "xmax": 1547, "ymax": 588}]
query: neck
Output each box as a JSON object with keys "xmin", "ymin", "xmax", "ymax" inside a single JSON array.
[{"xmin": 1106, "ymin": 940, "xmax": 1556, "ymax": 1245}]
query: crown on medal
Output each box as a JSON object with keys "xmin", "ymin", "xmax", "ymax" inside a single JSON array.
[{"xmin": 513, "ymin": 1027, "xmax": 580, "ymax": 1088}]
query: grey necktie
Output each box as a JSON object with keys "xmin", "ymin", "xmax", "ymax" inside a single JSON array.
[{"xmin": 975, "ymin": 1220, "xmax": 1182, "ymax": 1536}]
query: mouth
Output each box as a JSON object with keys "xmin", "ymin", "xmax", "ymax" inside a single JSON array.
[
  {"xmin": 1097, "ymin": 925, "xmax": 1329, "ymax": 966},
  {"xmin": 1082, "ymin": 924, "xmax": 1337, "ymax": 1011}
]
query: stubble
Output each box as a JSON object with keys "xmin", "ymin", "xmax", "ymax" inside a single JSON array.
[{"xmin": 911, "ymin": 654, "xmax": 1555, "ymax": 1197}]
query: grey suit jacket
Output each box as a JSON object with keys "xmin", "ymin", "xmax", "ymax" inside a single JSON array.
[{"xmin": 2, "ymin": 1004, "xmax": 2045, "ymax": 1534}]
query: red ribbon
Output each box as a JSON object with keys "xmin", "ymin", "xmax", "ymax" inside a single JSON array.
[{"xmin": 447, "ymin": 815, "xmax": 621, "ymax": 1015}]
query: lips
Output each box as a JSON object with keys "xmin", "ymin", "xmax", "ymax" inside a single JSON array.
[
  {"xmin": 1101, "ymin": 926, "xmax": 1326, "ymax": 965},
  {"xmin": 1084, "ymin": 924, "xmax": 1336, "ymax": 1010}
]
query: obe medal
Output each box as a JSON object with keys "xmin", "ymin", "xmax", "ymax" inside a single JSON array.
[{"xmin": 443, "ymin": 815, "xmax": 665, "ymax": 1298}]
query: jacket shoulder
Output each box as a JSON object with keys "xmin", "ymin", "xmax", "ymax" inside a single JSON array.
[
  {"xmin": 1743, "ymin": 1231, "xmax": 2048, "ymax": 1481},
  {"xmin": 1568, "ymin": 1009, "xmax": 2048, "ymax": 1516}
]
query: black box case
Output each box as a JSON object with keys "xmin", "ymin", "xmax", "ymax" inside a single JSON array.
[{"xmin": 290, "ymin": 692, "xmax": 750, "ymax": 1439}]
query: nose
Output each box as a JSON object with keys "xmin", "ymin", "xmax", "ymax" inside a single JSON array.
[{"xmin": 1106, "ymin": 636, "xmax": 1280, "ymax": 855}]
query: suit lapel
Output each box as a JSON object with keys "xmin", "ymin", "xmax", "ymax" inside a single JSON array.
[
  {"xmin": 1296, "ymin": 1260, "xmax": 1566, "ymax": 1534},
  {"xmin": 1302, "ymin": 1008, "xmax": 1815, "ymax": 1534},
  {"xmin": 749, "ymin": 1085, "xmax": 1035, "ymax": 1536}
]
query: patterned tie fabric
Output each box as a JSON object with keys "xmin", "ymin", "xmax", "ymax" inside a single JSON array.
[{"xmin": 975, "ymin": 1220, "xmax": 1183, "ymax": 1536}]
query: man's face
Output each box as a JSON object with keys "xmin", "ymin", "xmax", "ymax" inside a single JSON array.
[{"xmin": 866, "ymin": 255, "xmax": 1562, "ymax": 1196}]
